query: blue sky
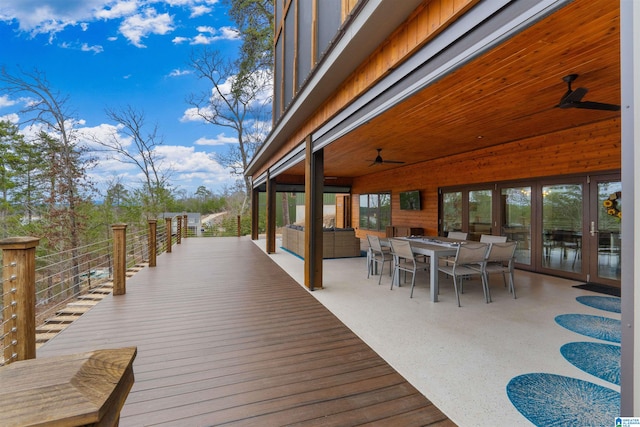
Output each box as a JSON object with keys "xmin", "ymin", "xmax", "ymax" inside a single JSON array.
[{"xmin": 0, "ymin": 0, "xmax": 258, "ymax": 196}]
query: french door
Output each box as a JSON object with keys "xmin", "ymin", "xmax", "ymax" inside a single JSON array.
[
  {"xmin": 587, "ymin": 175, "xmax": 621, "ymax": 286},
  {"xmin": 440, "ymin": 172, "xmax": 621, "ymax": 287}
]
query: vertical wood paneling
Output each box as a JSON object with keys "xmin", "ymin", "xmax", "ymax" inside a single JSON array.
[
  {"xmin": 351, "ymin": 119, "xmax": 621, "ymax": 237},
  {"xmin": 258, "ymin": 0, "xmax": 477, "ymax": 178}
]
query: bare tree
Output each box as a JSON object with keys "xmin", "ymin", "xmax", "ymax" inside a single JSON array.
[
  {"xmin": 186, "ymin": 48, "xmax": 272, "ymax": 212},
  {"xmin": 0, "ymin": 66, "xmax": 94, "ymax": 295},
  {"xmin": 90, "ymin": 105, "xmax": 173, "ymax": 218}
]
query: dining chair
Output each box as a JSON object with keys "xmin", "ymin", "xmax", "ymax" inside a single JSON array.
[
  {"xmin": 441, "ymin": 231, "xmax": 469, "ymax": 266},
  {"xmin": 483, "ymin": 241, "xmax": 518, "ymax": 298},
  {"xmin": 447, "ymin": 231, "xmax": 468, "ymax": 240},
  {"xmin": 367, "ymin": 235, "xmax": 393, "ymax": 285},
  {"xmin": 480, "ymin": 234, "xmax": 507, "ymax": 243},
  {"xmin": 437, "ymin": 242, "xmax": 489, "ymax": 307},
  {"xmin": 389, "ymin": 239, "xmax": 428, "ymax": 297}
]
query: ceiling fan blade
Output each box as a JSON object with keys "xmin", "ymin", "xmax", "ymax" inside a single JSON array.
[
  {"xmin": 382, "ymin": 160, "xmax": 405, "ymax": 164},
  {"xmin": 571, "ymin": 101, "xmax": 621, "ymax": 111},
  {"xmin": 561, "ymin": 87, "xmax": 588, "ymax": 104}
]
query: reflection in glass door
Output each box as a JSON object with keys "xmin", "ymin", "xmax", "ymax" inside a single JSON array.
[
  {"xmin": 442, "ymin": 191, "xmax": 462, "ymax": 234},
  {"xmin": 541, "ymin": 183, "xmax": 583, "ymax": 274},
  {"xmin": 468, "ymin": 189, "xmax": 492, "ymax": 241},
  {"xmin": 501, "ymin": 187, "xmax": 532, "ymax": 266},
  {"xmin": 590, "ymin": 179, "xmax": 621, "ymax": 284}
]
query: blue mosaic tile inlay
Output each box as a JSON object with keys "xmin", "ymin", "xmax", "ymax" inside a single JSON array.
[
  {"xmin": 561, "ymin": 341, "xmax": 621, "ymax": 385},
  {"xmin": 576, "ymin": 295, "xmax": 621, "ymax": 313},
  {"xmin": 555, "ymin": 314, "xmax": 621, "ymax": 343},
  {"xmin": 507, "ymin": 373, "xmax": 620, "ymax": 427}
]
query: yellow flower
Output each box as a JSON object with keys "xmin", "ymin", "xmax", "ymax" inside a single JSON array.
[
  {"xmin": 603, "ymin": 200, "xmax": 613, "ymax": 207},
  {"xmin": 617, "ymin": 212, "xmax": 622, "ymax": 219},
  {"xmin": 607, "ymin": 208, "xmax": 617, "ymax": 216}
]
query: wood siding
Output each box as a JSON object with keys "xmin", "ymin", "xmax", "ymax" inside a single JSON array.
[
  {"xmin": 259, "ymin": 0, "xmax": 476, "ymax": 178},
  {"xmin": 351, "ymin": 118, "xmax": 621, "ymax": 237}
]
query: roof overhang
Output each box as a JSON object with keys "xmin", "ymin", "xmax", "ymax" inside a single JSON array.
[{"xmin": 246, "ymin": 0, "xmax": 425, "ymax": 177}]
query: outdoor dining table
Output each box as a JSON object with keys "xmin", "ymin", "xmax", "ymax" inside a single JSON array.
[{"xmin": 387, "ymin": 237, "xmax": 462, "ymax": 302}]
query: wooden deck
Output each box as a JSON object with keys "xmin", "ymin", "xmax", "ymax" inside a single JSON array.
[{"xmin": 37, "ymin": 237, "xmax": 454, "ymax": 426}]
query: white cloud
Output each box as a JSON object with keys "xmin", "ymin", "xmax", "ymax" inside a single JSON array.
[
  {"xmin": 180, "ymin": 106, "xmax": 205, "ymax": 123},
  {"xmin": 95, "ymin": 1, "xmax": 140, "ymax": 20},
  {"xmin": 172, "ymin": 36, "xmax": 188, "ymax": 44},
  {"xmin": 172, "ymin": 24, "xmax": 239, "ymax": 45},
  {"xmin": 59, "ymin": 40, "xmax": 104, "ymax": 53},
  {"xmin": 218, "ymin": 26, "xmax": 239, "ymax": 39},
  {"xmin": 168, "ymin": 68, "xmax": 192, "ymax": 77},
  {"xmin": 190, "ymin": 25, "xmax": 239, "ymax": 44},
  {"xmin": 0, "ymin": 0, "xmax": 105, "ymax": 34},
  {"xmin": 80, "ymin": 123, "xmax": 234, "ymax": 193},
  {"xmin": 81, "ymin": 43, "xmax": 104, "ymax": 53},
  {"xmin": 119, "ymin": 8, "xmax": 174, "ymax": 47},
  {"xmin": 1, "ymin": 0, "xmax": 230, "ymax": 49},
  {"xmin": 0, "ymin": 113, "xmax": 20, "ymax": 124},
  {"xmin": 190, "ymin": 5, "xmax": 211, "ymax": 18},
  {"xmin": 196, "ymin": 25, "xmax": 215, "ymax": 33},
  {"xmin": 194, "ymin": 133, "xmax": 237, "ymax": 146},
  {"xmin": 157, "ymin": 145, "xmax": 226, "ymax": 173},
  {"xmin": 0, "ymin": 95, "xmax": 17, "ymax": 108}
]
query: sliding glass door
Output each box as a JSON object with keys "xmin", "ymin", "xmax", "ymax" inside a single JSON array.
[
  {"xmin": 501, "ymin": 186, "xmax": 532, "ymax": 266},
  {"xmin": 541, "ymin": 182, "xmax": 584, "ymax": 276},
  {"xmin": 440, "ymin": 172, "xmax": 621, "ymax": 286}
]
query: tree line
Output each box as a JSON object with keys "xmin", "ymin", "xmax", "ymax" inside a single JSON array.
[{"xmin": 0, "ymin": 0, "xmax": 274, "ymax": 255}]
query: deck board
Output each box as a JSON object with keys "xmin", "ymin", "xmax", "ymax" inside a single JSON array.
[{"xmin": 37, "ymin": 237, "xmax": 454, "ymax": 426}]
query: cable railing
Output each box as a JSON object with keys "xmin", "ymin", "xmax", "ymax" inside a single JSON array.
[
  {"xmin": 1, "ymin": 261, "xmax": 18, "ymax": 366},
  {"xmin": 0, "ymin": 216, "xmax": 190, "ymax": 366},
  {"xmin": 35, "ymin": 237, "xmax": 114, "ymax": 328}
]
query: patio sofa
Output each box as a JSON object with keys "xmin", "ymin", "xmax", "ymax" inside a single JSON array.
[{"xmin": 281, "ymin": 225, "xmax": 361, "ymax": 258}]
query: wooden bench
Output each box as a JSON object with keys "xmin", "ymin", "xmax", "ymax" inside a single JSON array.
[{"xmin": 0, "ymin": 347, "xmax": 137, "ymax": 427}]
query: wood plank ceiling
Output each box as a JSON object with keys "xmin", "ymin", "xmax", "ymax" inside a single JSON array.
[{"xmin": 282, "ymin": 0, "xmax": 620, "ymax": 180}]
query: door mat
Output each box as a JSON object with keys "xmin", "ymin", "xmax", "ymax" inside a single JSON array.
[{"xmin": 573, "ymin": 283, "xmax": 621, "ymax": 297}]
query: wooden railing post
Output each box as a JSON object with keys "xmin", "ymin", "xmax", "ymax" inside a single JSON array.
[
  {"xmin": 237, "ymin": 215, "xmax": 241, "ymax": 237},
  {"xmin": 182, "ymin": 214, "xmax": 188, "ymax": 239},
  {"xmin": 1, "ymin": 236, "xmax": 39, "ymax": 364},
  {"xmin": 176, "ymin": 216, "xmax": 182, "ymax": 245},
  {"xmin": 148, "ymin": 219, "xmax": 157, "ymax": 267},
  {"xmin": 165, "ymin": 217, "xmax": 172, "ymax": 253},
  {"xmin": 112, "ymin": 224, "xmax": 127, "ymax": 296}
]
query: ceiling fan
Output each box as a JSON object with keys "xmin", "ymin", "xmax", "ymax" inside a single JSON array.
[
  {"xmin": 367, "ymin": 148, "xmax": 405, "ymax": 166},
  {"xmin": 556, "ymin": 74, "xmax": 620, "ymax": 111}
]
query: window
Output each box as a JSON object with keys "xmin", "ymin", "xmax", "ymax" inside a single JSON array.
[{"xmin": 359, "ymin": 192, "xmax": 391, "ymax": 231}]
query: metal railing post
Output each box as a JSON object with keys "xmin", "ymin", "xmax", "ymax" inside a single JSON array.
[
  {"xmin": 237, "ymin": 215, "xmax": 241, "ymax": 237},
  {"xmin": 0, "ymin": 236, "xmax": 39, "ymax": 364},
  {"xmin": 165, "ymin": 217, "xmax": 172, "ymax": 253},
  {"xmin": 148, "ymin": 219, "xmax": 157, "ymax": 267},
  {"xmin": 112, "ymin": 224, "xmax": 127, "ymax": 296}
]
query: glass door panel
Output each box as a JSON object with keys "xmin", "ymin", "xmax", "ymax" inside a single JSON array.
[
  {"xmin": 501, "ymin": 187, "xmax": 532, "ymax": 266},
  {"xmin": 442, "ymin": 191, "xmax": 462, "ymax": 235},
  {"xmin": 468, "ymin": 189, "xmax": 492, "ymax": 241},
  {"xmin": 591, "ymin": 179, "xmax": 621, "ymax": 284},
  {"xmin": 541, "ymin": 183, "xmax": 583, "ymax": 273}
]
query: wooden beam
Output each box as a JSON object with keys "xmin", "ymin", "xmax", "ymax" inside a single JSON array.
[
  {"xmin": 304, "ymin": 136, "xmax": 323, "ymax": 290},
  {"xmin": 266, "ymin": 170, "xmax": 277, "ymax": 253}
]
